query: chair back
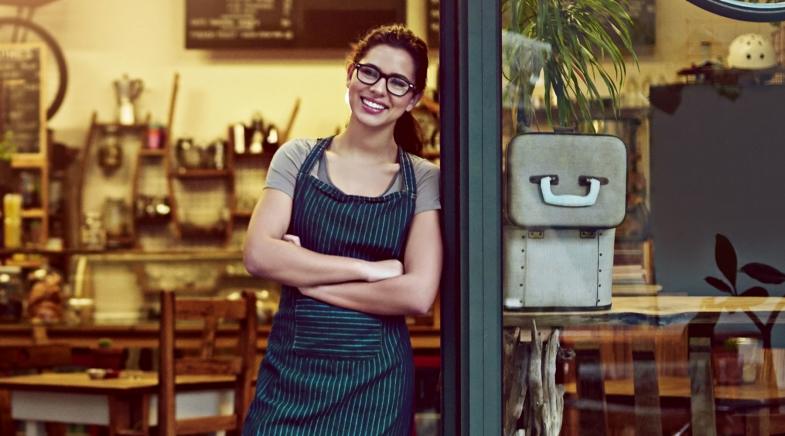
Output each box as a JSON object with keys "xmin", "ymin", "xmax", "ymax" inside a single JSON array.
[{"xmin": 158, "ymin": 290, "xmax": 257, "ymax": 436}]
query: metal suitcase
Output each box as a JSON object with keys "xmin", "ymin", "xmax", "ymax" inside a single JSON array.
[{"xmin": 503, "ymin": 133, "xmax": 627, "ymax": 311}]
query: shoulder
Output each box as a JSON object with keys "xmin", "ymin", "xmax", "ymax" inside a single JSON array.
[
  {"xmin": 406, "ymin": 153, "xmax": 440, "ymax": 184},
  {"xmin": 275, "ymin": 138, "xmax": 318, "ymax": 160},
  {"xmin": 270, "ymin": 138, "xmax": 318, "ymax": 170}
]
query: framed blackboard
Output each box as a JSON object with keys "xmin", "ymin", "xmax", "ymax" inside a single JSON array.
[
  {"xmin": 186, "ymin": 0, "xmax": 407, "ymax": 49},
  {"xmin": 0, "ymin": 43, "xmax": 44, "ymax": 154}
]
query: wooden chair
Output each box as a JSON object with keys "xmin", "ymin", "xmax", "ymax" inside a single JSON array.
[{"xmin": 158, "ymin": 290, "xmax": 257, "ymax": 436}]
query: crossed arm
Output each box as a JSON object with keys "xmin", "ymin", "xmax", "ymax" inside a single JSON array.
[{"xmin": 243, "ymin": 189, "xmax": 442, "ymax": 316}]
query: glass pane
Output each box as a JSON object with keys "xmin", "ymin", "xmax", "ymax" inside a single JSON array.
[{"xmin": 501, "ymin": 2, "xmax": 785, "ymax": 435}]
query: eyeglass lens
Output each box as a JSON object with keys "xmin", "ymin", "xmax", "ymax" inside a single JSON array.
[{"xmin": 356, "ymin": 64, "xmax": 413, "ymax": 97}]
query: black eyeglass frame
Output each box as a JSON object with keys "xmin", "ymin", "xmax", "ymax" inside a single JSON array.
[{"xmin": 353, "ymin": 62, "xmax": 417, "ymax": 97}]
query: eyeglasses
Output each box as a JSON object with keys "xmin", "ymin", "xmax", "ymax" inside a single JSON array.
[{"xmin": 353, "ymin": 63, "xmax": 416, "ymax": 97}]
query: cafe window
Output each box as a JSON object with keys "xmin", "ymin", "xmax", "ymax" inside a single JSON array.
[{"xmin": 481, "ymin": 0, "xmax": 785, "ymax": 435}]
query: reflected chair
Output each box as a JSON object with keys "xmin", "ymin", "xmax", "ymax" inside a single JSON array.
[{"xmin": 157, "ymin": 290, "xmax": 257, "ymax": 436}]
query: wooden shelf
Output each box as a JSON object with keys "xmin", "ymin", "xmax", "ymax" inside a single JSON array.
[
  {"xmin": 171, "ymin": 169, "xmax": 231, "ymax": 179},
  {"xmin": 10, "ymin": 153, "xmax": 45, "ymax": 169},
  {"xmin": 232, "ymin": 149, "xmax": 276, "ymax": 160},
  {"xmin": 20, "ymin": 209, "xmax": 44, "ymax": 219},
  {"xmin": 95, "ymin": 122, "xmax": 148, "ymax": 131},
  {"xmin": 138, "ymin": 148, "xmax": 166, "ymax": 157},
  {"xmin": 134, "ymin": 216, "xmax": 171, "ymax": 226},
  {"xmin": 231, "ymin": 210, "xmax": 253, "ymax": 218},
  {"xmin": 3, "ymin": 258, "xmax": 46, "ymax": 268}
]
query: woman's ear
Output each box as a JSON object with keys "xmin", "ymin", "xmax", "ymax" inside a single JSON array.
[{"xmin": 406, "ymin": 92, "xmax": 423, "ymax": 112}]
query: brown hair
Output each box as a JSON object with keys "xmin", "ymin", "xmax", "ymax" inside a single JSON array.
[{"xmin": 348, "ymin": 24, "xmax": 429, "ymax": 156}]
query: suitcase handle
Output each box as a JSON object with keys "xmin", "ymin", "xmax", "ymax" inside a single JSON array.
[{"xmin": 538, "ymin": 176, "xmax": 601, "ymax": 207}]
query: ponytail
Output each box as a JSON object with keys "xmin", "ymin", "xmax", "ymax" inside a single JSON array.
[{"xmin": 394, "ymin": 110, "xmax": 423, "ymax": 156}]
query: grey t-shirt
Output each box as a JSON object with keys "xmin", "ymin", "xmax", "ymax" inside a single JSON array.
[{"xmin": 265, "ymin": 138, "xmax": 441, "ymax": 214}]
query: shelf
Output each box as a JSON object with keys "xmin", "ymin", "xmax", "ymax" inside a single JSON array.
[
  {"xmin": 233, "ymin": 150, "xmax": 275, "ymax": 160},
  {"xmin": 171, "ymin": 169, "xmax": 231, "ymax": 179},
  {"xmin": 3, "ymin": 258, "xmax": 46, "ymax": 268},
  {"xmin": 179, "ymin": 225, "xmax": 228, "ymax": 239},
  {"xmin": 10, "ymin": 153, "xmax": 45, "ymax": 169},
  {"xmin": 138, "ymin": 148, "xmax": 166, "ymax": 157},
  {"xmin": 231, "ymin": 210, "xmax": 253, "ymax": 218},
  {"xmin": 95, "ymin": 122, "xmax": 148, "ymax": 131},
  {"xmin": 134, "ymin": 216, "xmax": 171, "ymax": 226},
  {"xmin": 20, "ymin": 209, "xmax": 45, "ymax": 219}
]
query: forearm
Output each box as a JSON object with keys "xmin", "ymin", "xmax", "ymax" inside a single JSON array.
[
  {"xmin": 243, "ymin": 236, "xmax": 369, "ymax": 288},
  {"xmin": 303, "ymin": 273, "xmax": 438, "ymax": 316}
]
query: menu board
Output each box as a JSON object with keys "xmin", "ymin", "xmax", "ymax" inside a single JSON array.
[
  {"xmin": 0, "ymin": 43, "xmax": 44, "ymax": 154},
  {"xmin": 186, "ymin": 0, "xmax": 406, "ymax": 49}
]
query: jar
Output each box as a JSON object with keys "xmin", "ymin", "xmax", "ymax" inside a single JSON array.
[
  {"xmin": 98, "ymin": 126, "xmax": 123, "ymax": 175},
  {"xmin": 81, "ymin": 211, "xmax": 106, "ymax": 250},
  {"xmin": 713, "ymin": 337, "xmax": 763, "ymax": 385},
  {"xmin": 0, "ymin": 266, "xmax": 24, "ymax": 323}
]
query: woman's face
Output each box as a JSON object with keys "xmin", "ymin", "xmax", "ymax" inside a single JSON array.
[{"xmin": 347, "ymin": 44, "xmax": 421, "ymax": 130}]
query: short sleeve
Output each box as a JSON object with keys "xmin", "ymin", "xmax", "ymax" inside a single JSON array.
[
  {"xmin": 264, "ymin": 138, "xmax": 314, "ymax": 198},
  {"xmin": 412, "ymin": 157, "xmax": 441, "ymax": 214}
]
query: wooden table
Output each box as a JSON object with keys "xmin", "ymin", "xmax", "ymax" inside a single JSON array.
[
  {"xmin": 503, "ymin": 296, "xmax": 785, "ymax": 436},
  {"xmin": 0, "ymin": 372, "xmax": 235, "ymax": 435},
  {"xmin": 504, "ymin": 296, "xmax": 785, "ymax": 328}
]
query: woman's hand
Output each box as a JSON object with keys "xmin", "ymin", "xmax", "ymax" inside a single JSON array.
[
  {"xmin": 283, "ymin": 234, "xmax": 402, "ymax": 283},
  {"xmin": 283, "ymin": 234, "xmax": 301, "ymax": 246},
  {"xmin": 363, "ymin": 259, "xmax": 404, "ymax": 282}
]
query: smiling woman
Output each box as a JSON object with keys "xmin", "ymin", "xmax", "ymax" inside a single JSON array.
[
  {"xmin": 241, "ymin": 24, "xmax": 442, "ymax": 436},
  {"xmin": 686, "ymin": 0, "xmax": 785, "ymax": 21}
]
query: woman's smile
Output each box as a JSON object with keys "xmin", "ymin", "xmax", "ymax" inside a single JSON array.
[{"xmin": 361, "ymin": 97, "xmax": 388, "ymax": 114}]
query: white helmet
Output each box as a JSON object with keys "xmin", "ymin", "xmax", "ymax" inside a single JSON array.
[{"xmin": 727, "ymin": 33, "xmax": 777, "ymax": 70}]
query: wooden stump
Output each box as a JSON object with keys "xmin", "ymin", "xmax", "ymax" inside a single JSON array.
[{"xmin": 504, "ymin": 320, "xmax": 564, "ymax": 436}]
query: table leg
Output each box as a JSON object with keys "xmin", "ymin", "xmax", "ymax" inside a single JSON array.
[
  {"xmin": 574, "ymin": 345, "xmax": 608, "ymax": 436},
  {"xmin": 108, "ymin": 394, "xmax": 146, "ymax": 436},
  {"xmin": 745, "ymin": 407, "xmax": 770, "ymax": 436},
  {"xmin": 25, "ymin": 420, "xmax": 46, "ymax": 436},
  {"xmin": 689, "ymin": 336, "xmax": 717, "ymax": 436},
  {"xmin": 632, "ymin": 339, "xmax": 663, "ymax": 436}
]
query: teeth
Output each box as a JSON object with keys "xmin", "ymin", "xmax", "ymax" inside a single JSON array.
[{"xmin": 362, "ymin": 98, "xmax": 385, "ymax": 110}]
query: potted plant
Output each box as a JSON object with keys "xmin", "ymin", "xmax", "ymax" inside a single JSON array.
[{"xmin": 502, "ymin": 0, "xmax": 638, "ymax": 132}]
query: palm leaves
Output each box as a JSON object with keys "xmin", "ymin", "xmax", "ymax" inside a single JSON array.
[{"xmin": 503, "ymin": 0, "xmax": 638, "ymax": 129}]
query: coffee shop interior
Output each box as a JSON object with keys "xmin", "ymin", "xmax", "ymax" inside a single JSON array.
[{"xmin": 1, "ymin": 0, "xmax": 785, "ymax": 435}]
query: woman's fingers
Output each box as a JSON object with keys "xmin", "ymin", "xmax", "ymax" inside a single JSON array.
[
  {"xmin": 282, "ymin": 234, "xmax": 302, "ymax": 246},
  {"xmin": 366, "ymin": 259, "xmax": 404, "ymax": 282}
]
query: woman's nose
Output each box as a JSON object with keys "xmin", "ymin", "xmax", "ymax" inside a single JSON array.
[{"xmin": 369, "ymin": 77, "xmax": 388, "ymax": 95}]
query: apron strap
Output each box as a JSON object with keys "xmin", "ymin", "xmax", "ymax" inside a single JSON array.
[
  {"xmin": 398, "ymin": 148, "xmax": 417, "ymax": 195},
  {"xmin": 297, "ymin": 137, "xmax": 332, "ymax": 179}
]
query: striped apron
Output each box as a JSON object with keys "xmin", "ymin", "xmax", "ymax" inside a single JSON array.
[{"xmin": 243, "ymin": 137, "xmax": 417, "ymax": 435}]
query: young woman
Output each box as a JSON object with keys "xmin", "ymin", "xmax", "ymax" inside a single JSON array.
[{"xmin": 242, "ymin": 24, "xmax": 442, "ymax": 435}]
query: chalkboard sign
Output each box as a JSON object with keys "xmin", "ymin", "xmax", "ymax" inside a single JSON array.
[
  {"xmin": 0, "ymin": 43, "xmax": 44, "ymax": 154},
  {"xmin": 186, "ymin": 0, "xmax": 406, "ymax": 49}
]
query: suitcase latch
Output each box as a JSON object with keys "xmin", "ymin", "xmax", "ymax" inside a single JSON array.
[
  {"xmin": 579, "ymin": 230, "xmax": 596, "ymax": 239},
  {"xmin": 528, "ymin": 230, "xmax": 544, "ymax": 239}
]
